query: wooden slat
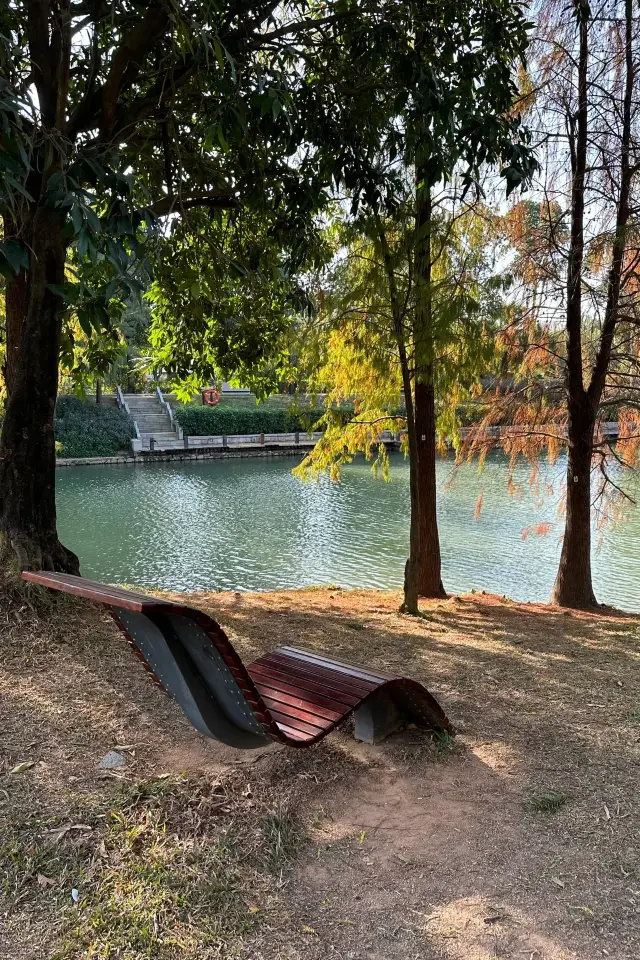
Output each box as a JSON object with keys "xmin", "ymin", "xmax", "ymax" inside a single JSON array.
[
  {"xmin": 22, "ymin": 571, "xmax": 177, "ymax": 613},
  {"xmin": 278, "ymin": 646, "xmax": 391, "ymax": 684},
  {"xmin": 249, "ymin": 662, "xmax": 362, "ymax": 706},
  {"xmin": 258, "ymin": 689, "xmax": 343, "ymax": 725},
  {"xmin": 249, "ymin": 665, "xmax": 357, "ymax": 712},
  {"xmin": 257, "ymin": 654, "xmax": 375, "ymax": 698},
  {"xmin": 256, "ymin": 652, "xmax": 376, "ymax": 697},
  {"xmin": 274, "ymin": 722, "xmax": 311, "ymax": 742},
  {"xmin": 267, "ymin": 708, "xmax": 325, "ymax": 736}
]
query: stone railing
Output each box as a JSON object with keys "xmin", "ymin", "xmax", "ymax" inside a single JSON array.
[
  {"xmin": 116, "ymin": 386, "xmax": 142, "ymax": 452},
  {"xmin": 156, "ymin": 386, "xmax": 184, "ymax": 440}
]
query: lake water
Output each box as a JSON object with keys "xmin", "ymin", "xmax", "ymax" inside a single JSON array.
[{"xmin": 56, "ymin": 452, "xmax": 640, "ymax": 611}]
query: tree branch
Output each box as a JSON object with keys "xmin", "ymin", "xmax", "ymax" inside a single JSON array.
[{"xmin": 150, "ymin": 193, "xmax": 240, "ymax": 217}]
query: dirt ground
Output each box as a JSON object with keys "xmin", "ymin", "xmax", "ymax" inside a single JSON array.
[{"xmin": 1, "ymin": 585, "xmax": 639, "ymax": 960}]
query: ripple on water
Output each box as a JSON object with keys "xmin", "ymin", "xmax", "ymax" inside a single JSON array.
[{"xmin": 55, "ymin": 452, "xmax": 640, "ymax": 611}]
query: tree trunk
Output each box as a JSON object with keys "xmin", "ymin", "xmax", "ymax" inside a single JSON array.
[
  {"xmin": 414, "ymin": 376, "xmax": 446, "ymax": 597},
  {"xmin": 413, "ymin": 173, "xmax": 446, "ymax": 598},
  {"xmin": 96, "ymin": 379, "xmax": 102, "ymax": 404},
  {"xmin": 4, "ymin": 259, "xmax": 27, "ymax": 395},
  {"xmin": 401, "ymin": 369, "xmax": 421, "ymax": 615},
  {"xmin": 551, "ymin": 3, "xmax": 594, "ymax": 608},
  {"xmin": 375, "ymin": 214, "xmax": 420, "ymax": 614},
  {"xmin": 551, "ymin": 413, "xmax": 596, "ymax": 608},
  {"xmin": 0, "ymin": 208, "xmax": 80, "ymax": 573}
]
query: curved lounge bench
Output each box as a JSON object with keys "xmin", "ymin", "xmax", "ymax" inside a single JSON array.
[{"xmin": 23, "ymin": 572, "xmax": 453, "ymax": 749}]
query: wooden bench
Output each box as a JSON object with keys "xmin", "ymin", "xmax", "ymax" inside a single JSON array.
[{"xmin": 23, "ymin": 572, "xmax": 453, "ymax": 749}]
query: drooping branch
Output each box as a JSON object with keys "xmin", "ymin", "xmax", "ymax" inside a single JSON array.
[{"xmin": 587, "ymin": 0, "xmax": 635, "ymax": 407}]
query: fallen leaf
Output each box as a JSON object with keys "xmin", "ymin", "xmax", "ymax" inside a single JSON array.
[
  {"xmin": 359, "ymin": 830, "xmax": 366, "ymax": 844},
  {"xmin": 604, "ymin": 804, "xmax": 611, "ymax": 821},
  {"xmin": 9, "ymin": 760, "xmax": 35, "ymax": 774},
  {"xmin": 301, "ymin": 925, "xmax": 317, "ymax": 935},
  {"xmin": 36, "ymin": 874, "xmax": 55, "ymax": 888},
  {"xmin": 551, "ymin": 877, "xmax": 565, "ymax": 888},
  {"xmin": 48, "ymin": 824, "xmax": 93, "ymax": 843}
]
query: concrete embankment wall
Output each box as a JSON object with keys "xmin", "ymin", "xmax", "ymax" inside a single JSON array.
[{"xmin": 56, "ymin": 447, "xmax": 309, "ymax": 468}]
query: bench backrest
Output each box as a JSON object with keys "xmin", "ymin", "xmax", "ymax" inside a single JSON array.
[{"xmin": 23, "ymin": 572, "xmax": 274, "ymax": 749}]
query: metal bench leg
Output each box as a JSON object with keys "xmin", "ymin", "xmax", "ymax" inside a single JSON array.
[{"xmin": 354, "ymin": 691, "xmax": 402, "ymax": 743}]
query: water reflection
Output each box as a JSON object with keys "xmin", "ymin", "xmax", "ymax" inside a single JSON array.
[{"xmin": 56, "ymin": 451, "xmax": 640, "ymax": 610}]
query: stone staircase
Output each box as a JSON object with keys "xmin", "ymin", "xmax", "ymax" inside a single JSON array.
[{"xmin": 121, "ymin": 393, "xmax": 183, "ymax": 451}]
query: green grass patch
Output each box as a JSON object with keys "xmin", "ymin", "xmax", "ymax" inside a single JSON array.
[
  {"xmin": 433, "ymin": 730, "xmax": 455, "ymax": 757},
  {"xmin": 261, "ymin": 807, "xmax": 305, "ymax": 874},
  {"xmin": 525, "ymin": 789, "xmax": 568, "ymax": 813},
  {"xmin": 1, "ymin": 775, "xmax": 304, "ymax": 959}
]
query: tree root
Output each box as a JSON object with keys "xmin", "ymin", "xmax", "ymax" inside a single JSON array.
[{"xmin": 5, "ymin": 529, "xmax": 80, "ymax": 575}]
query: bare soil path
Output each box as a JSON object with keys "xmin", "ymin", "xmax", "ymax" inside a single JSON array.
[{"xmin": 1, "ymin": 587, "xmax": 639, "ymax": 959}]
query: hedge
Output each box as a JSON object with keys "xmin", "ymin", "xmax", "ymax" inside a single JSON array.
[
  {"xmin": 173, "ymin": 404, "xmax": 351, "ymax": 437},
  {"xmin": 55, "ymin": 395, "xmax": 136, "ymax": 458}
]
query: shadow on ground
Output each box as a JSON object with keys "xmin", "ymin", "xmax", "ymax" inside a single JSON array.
[{"xmin": 1, "ymin": 587, "xmax": 639, "ymax": 959}]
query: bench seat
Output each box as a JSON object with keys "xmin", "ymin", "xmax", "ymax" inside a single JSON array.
[{"xmin": 23, "ymin": 571, "xmax": 453, "ymax": 748}]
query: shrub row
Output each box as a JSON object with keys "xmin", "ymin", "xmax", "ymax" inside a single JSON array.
[
  {"xmin": 55, "ymin": 395, "xmax": 136, "ymax": 458},
  {"xmin": 173, "ymin": 404, "xmax": 332, "ymax": 437}
]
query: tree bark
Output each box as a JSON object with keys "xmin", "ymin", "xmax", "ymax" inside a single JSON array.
[
  {"xmin": 0, "ymin": 208, "xmax": 80, "ymax": 573},
  {"xmin": 414, "ymin": 376, "xmax": 446, "ymax": 597},
  {"xmin": 4, "ymin": 260, "xmax": 27, "ymax": 395},
  {"xmin": 375, "ymin": 216, "xmax": 420, "ymax": 614},
  {"xmin": 551, "ymin": 0, "xmax": 593, "ymax": 607},
  {"xmin": 413, "ymin": 174, "xmax": 446, "ymax": 598},
  {"xmin": 550, "ymin": 413, "xmax": 596, "ymax": 607}
]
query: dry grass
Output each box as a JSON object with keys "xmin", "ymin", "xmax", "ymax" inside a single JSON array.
[{"xmin": 1, "ymin": 584, "xmax": 640, "ymax": 959}]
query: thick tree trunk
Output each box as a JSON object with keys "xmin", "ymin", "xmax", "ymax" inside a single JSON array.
[
  {"xmin": 414, "ymin": 376, "xmax": 446, "ymax": 597},
  {"xmin": 551, "ymin": 414, "xmax": 596, "ymax": 607},
  {"xmin": 0, "ymin": 208, "xmax": 80, "ymax": 573},
  {"xmin": 4, "ymin": 262, "xmax": 27, "ymax": 395}
]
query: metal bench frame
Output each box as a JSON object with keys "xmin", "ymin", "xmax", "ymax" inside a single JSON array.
[{"xmin": 23, "ymin": 572, "xmax": 453, "ymax": 749}]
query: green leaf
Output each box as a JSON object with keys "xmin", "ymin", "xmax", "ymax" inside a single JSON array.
[
  {"xmin": 84, "ymin": 205, "xmax": 102, "ymax": 233},
  {"xmin": 0, "ymin": 240, "xmax": 29, "ymax": 274},
  {"xmin": 71, "ymin": 203, "xmax": 84, "ymax": 234},
  {"xmin": 4, "ymin": 174, "xmax": 34, "ymax": 202},
  {"xmin": 217, "ymin": 124, "xmax": 229, "ymax": 151},
  {"xmin": 228, "ymin": 259, "xmax": 248, "ymax": 278},
  {"xmin": 213, "ymin": 37, "xmax": 225, "ymax": 71},
  {"xmin": 77, "ymin": 311, "xmax": 93, "ymax": 338},
  {"xmin": 77, "ymin": 228, "xmax": 89, "ymax": 258},
  {"xmin": 223, "ymin": 44, "xmax": 237, "ymax": 82},
  {"xmin": 48, "ymin": 283, "xmax": 77, "ymax": 304}
]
